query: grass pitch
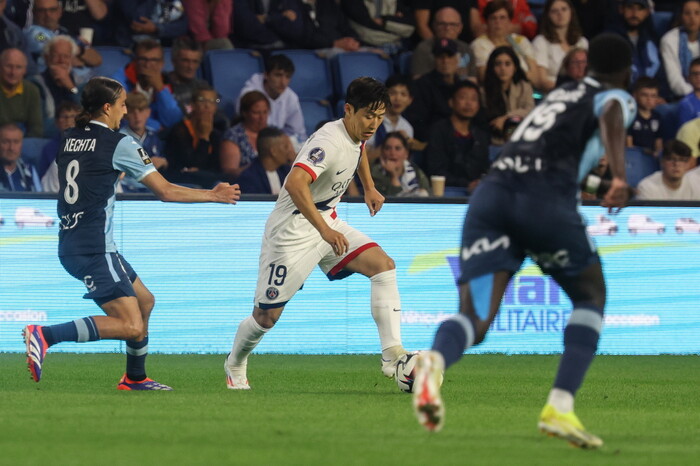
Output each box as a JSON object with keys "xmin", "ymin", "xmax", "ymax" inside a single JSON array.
[{"xmin": 0, "ymin": 353, "xmax": 698, "ymax": 466}]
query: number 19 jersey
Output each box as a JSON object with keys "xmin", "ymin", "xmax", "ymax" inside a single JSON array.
[{"xmin": 57, "ymin": 121, "xmax": 156, "ymax": 256}]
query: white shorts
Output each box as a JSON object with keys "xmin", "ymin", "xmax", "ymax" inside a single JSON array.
[{"xmin": 254, "ymin": 213, "xmax": 378, "ymax": 309}]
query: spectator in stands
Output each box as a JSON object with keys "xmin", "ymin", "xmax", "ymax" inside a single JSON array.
[
  {"xmin": 411, "ymin": 6, "xmax": 473, "ymax": 78},
  {"xmin": 0, "ymin": 122, "xmax": 41, "ymax": 191},
  {"xmin": 425, "ymin": 80, "xmax": 490, "ymax": 194},
  {"xmin": 636, "ymin": 139, "xmax": 700, "ymax": 200},
  {"xmin": 221, "ymin": 90, "xmax": 269, "ymax": 178},
  {"xmin": 471, "ymin": 0, "xmax": 538, "ymax": 84},
  {"xmin": 0, "ymin": 48, "xmax": 43, "ymax": 137},
  {"xmin": 482, "ymin": 46, "xmax": 534, "ymax": 145},
  {"xmin": 676, "ymin": 116, "xmax": 700, "ymax": 160},
  {"xmin": 37, "ymin": 100, "xmax": 79, "ymax": 180},
  {"xmin": 114, "ymin": 0, "xmax": 188, "ymax": 47},
  {"xmin": 371, "ymin": 131, "xmax": 430, "ymax": 197},
  {"xmin": 0, "ymin": 0, "xmax": 35, "ymax": 73},
  {"xmin": 236, "ymin": 54, "xmax": 306, "ymax": 146},
  {"xmin": 58, "ymin": 0, "xmax": 108, "ymax": 40},
  {"xmin": 30, "ymin": 35, "xmax": 83, "ymax": 135},
  {"xmin": 366, "ymin": 74, "xmax": 417, "ymax": 161},
  {"xmin": 475, "ymin": 0, "xmax": 538, "ymax": 40},
  {"xmin": 532, "ymin": 0, "xmax": 588, "ymax": 92},
  {"xmin": 661, "ymin": 0, "xmax": 700, "ymax": 98},
  {"xmin": 236, "ymin": 126, "xmax": 295, "ymax": 194},
  {"xmin": 167, "ymin": 37, "xmax": 206, "ymax": 113},
  {"xmin": 405, "ymin": 38, "xmax": 463, "ymax": 144},
  {"xmin": 164, "ymin": 85, "xmax": 223, "ymax": 188},
  {"xmin": 679, "ymin": 57, "xmax": 700, "ymax": 126},
  {"xmin": 339, "ymin": 0, "xmax": 414, "ymax": 55},
  {"xmin": 266, "ymin": 0, "xmax": 363, "ymax": 56},
  {"xmin": 112, "ymin": 39, "xmax": 183, "ymax": 130},
  {"xmin": 232, "ymin": 0, "xmax": 286, "ymax": 49},
  {"xmin": 628, "ymin": 76, "xmax": 663, "ymax": 157},
  {"xmin": 571, "ymin": 0, "xmax": 611, "ymax": 40},
  {"xmin": 120, "ymin": 92, "xmax": 166, "ymax": 170},
  {"xmin": 555, "ymin": 46, "xmax": 587, "ymax": 86},
  {"xmin": 413, "ymin": 0, "xmax": 482, "ymax": 44},
  {"xmin": 182, "ymin": 0, "xmax": 233, "ymax": 51},
  {"xmin": 606, "ymin": 0, "xmax": 660, "ymax": 87},
  {"xmin": 25, "ymin": 0, "xmax": 102, "ymax": 72}
]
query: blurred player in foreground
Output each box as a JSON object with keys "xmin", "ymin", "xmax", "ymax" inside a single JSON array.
[
  {"xmin": 225, "ymin": 77, "xmax": 409, "ymax": 389},
  {"xmin": 23, "ymin": 76, "xmax": 241, "ymax": 390},
  {"xmin": 412, "ymin": 34, "xmax": 636, "ymax": 448}
]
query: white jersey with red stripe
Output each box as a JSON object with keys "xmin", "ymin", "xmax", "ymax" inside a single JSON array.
[{"xmin": 264, "ymin": 119, "xmax": 363, "ymax": 247}]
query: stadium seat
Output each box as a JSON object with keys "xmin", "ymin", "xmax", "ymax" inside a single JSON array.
[
  {"xmin": 271, "ymin": 50, "xmax": 333, "ymax": 101},
  {"xmin": 299, "ymin": 99, "xmax": 334, "ymax": 137},
  {"xmin": 625, "ymin": 147, "xmax": 659, "ymax": 188},
  {"xmin": 21, "ymin": 137, "xmax": 51, "ymax": 167},
  {"xmin": 162, "ymin": 47, "xmax": 173, "ymax": 73},
  {"xmin": 203, "ymin": 49, "xmax": 264, "ymax": 118},
  {"xmin": 397, "ymin": 51, "xmax": 412, "ymax": 75},
  {"xmin": 332, "ymin": 52, "xmax": 393, "ymax": 99},
  {"xmin": 655, "ymin": 102, "xmax": 680, "ymax": 141},
  {"xmin": 92, "ymin": 46, "xmax": 132, "ymax": 78},
  {"xmin": 652, "ymin": 11, "xmax": 674, "ymax": 36}
]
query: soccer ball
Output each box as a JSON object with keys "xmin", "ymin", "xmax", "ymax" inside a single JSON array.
[{"xmin": 395, "ymin": 352, "xmax": 419, "ymax": 393}]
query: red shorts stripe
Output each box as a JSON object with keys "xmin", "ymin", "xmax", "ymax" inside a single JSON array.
[
  {"xmin": 329, "ymin": 242, "xmax": 379, "ymax": 277},
  {"xmin": 294, "ymin": 163, "xmax": 317, "ymax": 181}
]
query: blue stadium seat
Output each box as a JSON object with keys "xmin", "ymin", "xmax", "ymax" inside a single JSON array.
[
  {"xmin": 203, "ymin": 49, "xmax": 264, "ymax": 118},
  {"xmin": 21, "ymin": 137, "xmax": 51, "ymax": 167},
  {"xmin": 656, "ymin": 102, "xmax": 680, "ymax": 141},
  {"xmin": 272, "ymin": 50, "xmax": 333, "ymax": 101},
  {"xmin": 92, "ymin": 46, "xmax": 132, "ymax": 78},
  {"xmin": 397, "ymin": 51, "xmax": 412, "ymax": 75},
  {"xmin": 299, "ymin": 99, "xmax": 334, "ymax": 137},
  {"xmin": 625, "ymin": 147, "xmax": 659, "ymax": 188},
  {"xmin": 162, "ymin": 47, "xmax": 173, "ymax": 73},
  {"xmin": 332, "ymin": 52, "xmax": 393, "ymax": 99},
  {"xmin": 652, "ymin": 11, "xmax": 674, "ymax": 36}
]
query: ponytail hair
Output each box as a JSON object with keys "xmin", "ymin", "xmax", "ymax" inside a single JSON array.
[{"xmin": 76, "ymin": 77, "xmax": 124, "ymax": 127}]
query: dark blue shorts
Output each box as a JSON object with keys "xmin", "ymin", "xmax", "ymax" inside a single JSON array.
[
  {"xmin": 459, "ymin": 180, "xmax": 599, "ymax": 284},
  {"xmin": 60, "ymin": 252, "xmax": 138, "ymax": 305}
]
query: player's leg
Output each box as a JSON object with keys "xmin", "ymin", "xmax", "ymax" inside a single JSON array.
[
  {"xmin": 538, "ymin": 263, "xmax": 605, "ymax": 448},
  {"xmin": 413, "ymin": 271, "xmax": 512, "ymax": 432},
  {"xmin": 342, "ymin": 246, "xmax": 407, "ymax": 377}
]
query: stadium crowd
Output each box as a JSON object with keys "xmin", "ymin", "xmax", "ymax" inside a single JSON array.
[{"xmin": 2, "ymin": 0, "xmax": 700, "ymax": 200}]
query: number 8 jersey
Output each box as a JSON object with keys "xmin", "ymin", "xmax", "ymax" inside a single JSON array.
[
  {"xmin": 57, "ymin": 121, "xmax": 156, "ymax": 256},
  {"xmin": 491, "ymin": 77, "xmax": 636, "ymax": 197}
]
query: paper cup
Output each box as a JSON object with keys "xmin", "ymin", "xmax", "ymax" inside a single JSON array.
[
  {"xmin": 430, "ymin": 175, "xmax": 446, "ymax": 197},
  {"xmin": 79, "ymin": 28, "xmax": 94, "ymax": 45}
]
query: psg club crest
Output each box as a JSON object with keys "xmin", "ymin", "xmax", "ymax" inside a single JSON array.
[
  {"xmin": 266, "ymin": 287, "xmax": 279, "ymax": 300},
  {"xmin": 307, "ymin": 147, "xmax": 325, "ymax": 165}
]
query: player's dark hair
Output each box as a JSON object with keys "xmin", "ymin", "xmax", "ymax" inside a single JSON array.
[
  {"xmin": 631, "ymin": 76, "xmax": 659, "ymax": 93},
  {"xmin": 265, "ymin": 54, "xmax": 295, "ymax": 75},
  {"xmin": 483, "ymin": 0, "xmax": 513, "ymax": 21},
  {"xmin": 257, "ymin": 126, "xmax": 286, "ymax": 157},
  {"xmin": 587, "ymin": 33, "xmax": 632, "ymax": 76},
  {"xmin": 662, "ymin": 139, "xmax": 691, "ymax": 159},
  {"xmin": 345, "ymin": 77, "xmax": 390, "ymax": 113},
  {"xmin": 76, "ymin": 77, "xmax": 123, "ymax": 127},
  {"xmin": 385, "ymin": 74, "xmax": 413, "ymax": 96}
]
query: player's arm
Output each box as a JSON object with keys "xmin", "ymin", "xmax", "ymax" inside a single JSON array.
[
  {"xmin": 356, "ymin": 146, "xmax": 384, "ymax": 217},
  {"xmin": 141, "ymin": 171, "xmax": 240, "ymax": 204},
  {"xmin": 285, "ymin": 167, "xmax": 349, "ymax": 256},
  {"xmin": 599, "ymin": 99, "xmax": 629, "ymax": 210}
]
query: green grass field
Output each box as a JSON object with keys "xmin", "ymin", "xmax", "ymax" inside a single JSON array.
[{"xmin": 0, "ymin": 353, "xmax": 698, "ymax": 466}]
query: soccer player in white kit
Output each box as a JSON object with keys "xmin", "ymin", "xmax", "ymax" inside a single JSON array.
[{"xmin": 225, "ymin": 77, "xmax": 409, "ymax": 389}]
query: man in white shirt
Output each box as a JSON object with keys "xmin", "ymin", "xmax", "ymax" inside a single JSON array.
[
  {"xmin": 636, "ymin": 139, "xmax": 700, "ymax": 200},
  {"xmin": 237, "ymin": 54, "xmax": 307, "ymax": 145}
]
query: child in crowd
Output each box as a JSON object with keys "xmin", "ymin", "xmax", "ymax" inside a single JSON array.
[{"xmin": 627, "ymin": 77, "xmax": 663, "ymax": 157}]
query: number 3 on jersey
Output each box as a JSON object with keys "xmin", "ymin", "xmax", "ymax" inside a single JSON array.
[
  {"xmin": 64, "ymin": 160, "xmax": 80, "ymax": 204},
  {"xmin": 510, "ymin": 102, "xmax": 566, "ymax": 142}
]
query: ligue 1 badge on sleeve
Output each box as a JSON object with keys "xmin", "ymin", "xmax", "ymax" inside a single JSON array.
[
  {"xmin": 137, "ymin": 147, "xmax": 152, "ymax": 165},
  {"xmin": 307, "ymin": 147, "xmax": 325, "ymax": 165}
]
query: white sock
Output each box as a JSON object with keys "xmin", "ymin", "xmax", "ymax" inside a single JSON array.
[
  {"xmin": 370, "ymin": 269, "xmax": 403, "ymax": 351},
  {"xmin": 226, "ymin": 316, "xmax": 268, "ymax": 373},
  {"xmin": 547, "ymin": 387, "xmax": 574, "ymax": 413}
]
